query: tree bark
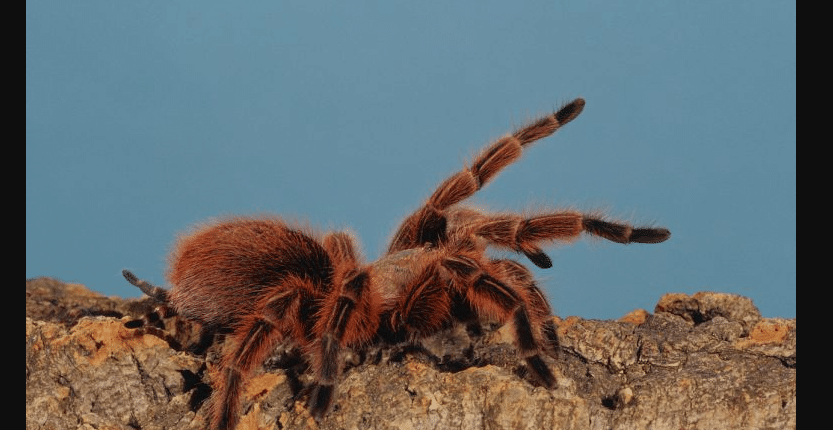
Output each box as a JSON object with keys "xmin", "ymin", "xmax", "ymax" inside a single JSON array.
[{"xmin": 26, "ymin": 278, "xmax": 795, "ymax": 430}]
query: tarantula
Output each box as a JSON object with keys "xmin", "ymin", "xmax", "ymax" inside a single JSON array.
[{"xmin": 123, "ymin": 98, "xmax": 670, "ymax": 430}]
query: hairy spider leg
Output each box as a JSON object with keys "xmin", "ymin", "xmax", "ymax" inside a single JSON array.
[
  {"xmin": 440, "ymin": 254, "xmax": 557, "ymax": 388},
  {"xmin": 122, "ymin": 270, "xmax": 173, "ymax": 330},
  {"xmin": 122, "ymin": 269, "xmax": 169, "ymax": 303},
  {"xmin": 388, "ymin": 98, "xmax": 586, "ymax": 253},
  {"xmin": 491, "ymin": 259, "xmax": 559, "ymax": 354},
  {"xmin": 209, "ymin": 276, "xmax": 317, "ymax": 430},
  {"xmin": 385, "ymin": 263, "xmax": 453, "ymax": 341},
  {"xmin": 455, "ymin": 210, "xmax": 671, "ymax": 269},
  {"xmin": 309, "ymin": 267, "xmax": 380, "ymax": 419},
  {"xmin": 323, "ymin": 231, "xmax": 360, "ymax": 264}
]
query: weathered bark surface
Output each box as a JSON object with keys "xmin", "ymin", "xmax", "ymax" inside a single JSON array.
[{"xmin": 26, "ymin": 278, "xmax": 795, "ymax": 430}]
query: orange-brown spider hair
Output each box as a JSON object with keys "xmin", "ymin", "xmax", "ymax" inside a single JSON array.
[{"xmin": 121, "ymin": 98, "xmax": 670, "ymax": 430}]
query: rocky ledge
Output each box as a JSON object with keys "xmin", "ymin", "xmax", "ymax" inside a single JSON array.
[{"xmin": 26, "ymin": 277, "xmax": 795, "ymax": 430}]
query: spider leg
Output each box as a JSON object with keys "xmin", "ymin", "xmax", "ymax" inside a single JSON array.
[
  {"xmin": 386, "ymin": 264, "xmax": 451, "ymax": 341},
  {"xmin": 388, "ymin": 98, "xmax": 586, "ymax": 253},
  {"xmin": 121, "ymin": 269, "xmax": 175, "ymax": 330},
  {"xmin": 492, "ymin": 259, "xmax": 559, "ymax": 355},
  {"xmin": 442, "ymin": 256, "xmax": 557, "ymax": 388},
  {"xmin": 583, "ymin": 218, "xmax": 671, "ymax": 244},
  {"xmin": 122, "ymin": 269, "xmax": 224, "ymax": 354},
  {"xmin": 208, "ymin": 280, "xmax": 313, "ymax": 430},
  {"xmin": 323, "ymin": 231, "xmax": 360, "ymax": 265},
  {"xmin": 211, "ymin": 318, "xmax": 282, "ymax": 430},
  {"xmin": 309, "ymin": 268, "xmax": 380, "ymax": 420},
  {"xmin": 458, "ymin": 211, "xmax": 670, "ymax": 268},
  {"xmin": 122, "ymin": 269, "xmax": 169, "ymax": 304}
]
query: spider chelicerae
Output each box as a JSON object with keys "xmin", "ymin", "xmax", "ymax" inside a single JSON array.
[{"xmin": 123, "ymin": 98, "xmax": 670, "ymax": 430}]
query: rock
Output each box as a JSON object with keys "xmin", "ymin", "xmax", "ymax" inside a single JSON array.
[
  {"xmin": 26, "ymin": 278, "xmax": 796, "ymax": 430},
  {"xmin": 25, "ymin": 276, "xmax": 150, "ymax": 325}
]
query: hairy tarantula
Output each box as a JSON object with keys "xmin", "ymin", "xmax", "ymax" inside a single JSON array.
[{"xmin": 123, "ymin": 98, "xmax": 669, "ymax": 430}]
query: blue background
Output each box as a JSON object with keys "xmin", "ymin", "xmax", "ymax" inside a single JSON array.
[{"xmin": 27, "ymin": 2, "xmax": 795, "ymax": 320}]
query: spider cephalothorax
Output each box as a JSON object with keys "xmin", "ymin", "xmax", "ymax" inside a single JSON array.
[{"xmin": 123, "ymin": 98, "xmax": 670, "ymax": 430}]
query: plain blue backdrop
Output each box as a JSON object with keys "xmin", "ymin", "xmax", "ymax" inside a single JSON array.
[{"xmin": 27, "ymin": 1, "xmax": 795, "ymax": 320}]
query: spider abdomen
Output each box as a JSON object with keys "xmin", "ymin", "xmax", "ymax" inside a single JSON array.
[{"xmin": 166, "ymin": 217, "xmax": 335, "ymax": 328}]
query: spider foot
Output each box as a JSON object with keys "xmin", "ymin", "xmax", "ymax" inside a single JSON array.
[
  {"xmin": 525, "ymin": 355, "xmax": 557, "ymax": 389},
  {"xmin": 630, "ymin": 227, "xmax": 671, "ymax": 244},
  {"xmin": 308, "ymin": 384, "xmax": 335, "ymax": 421}
]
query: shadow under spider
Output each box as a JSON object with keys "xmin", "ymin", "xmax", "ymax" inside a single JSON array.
[{"xmin": 387, "ymin": 342, "xmax": 485, "ymax": 373}]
